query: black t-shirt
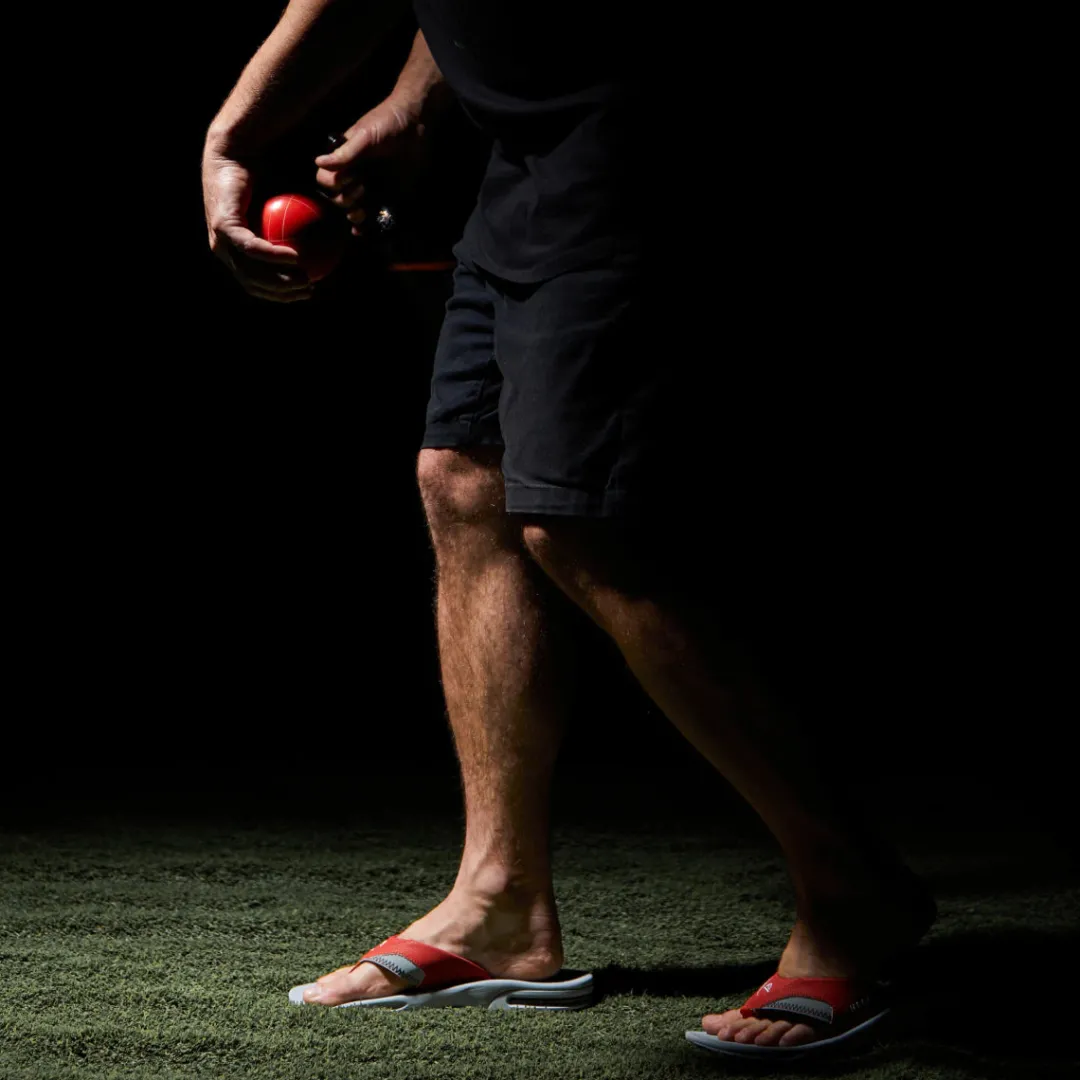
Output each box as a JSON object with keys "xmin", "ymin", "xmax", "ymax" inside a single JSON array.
[
  {"xmin": 413, "ymin": 7, "xmax": 944, "ymax": 287},
  {"xmin": 414, "ymin": 1, "xmax": 647, "ymax": 282}
]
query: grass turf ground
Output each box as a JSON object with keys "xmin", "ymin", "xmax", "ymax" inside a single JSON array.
[{"xmin": 1, "ymin": 788, "xmax": 1076, "ymax": 1080}]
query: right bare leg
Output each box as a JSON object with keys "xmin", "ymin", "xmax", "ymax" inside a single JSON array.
[{"xmin": 305, "ymin": 447, "xmax": 567, "ymax": 1005}]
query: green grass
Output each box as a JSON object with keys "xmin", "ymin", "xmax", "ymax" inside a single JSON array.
[{"xmin": 1, "ymin": 805, "xmax": 1075, "ymax": 1080}]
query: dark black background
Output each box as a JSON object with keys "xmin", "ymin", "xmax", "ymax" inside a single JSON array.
[{"xmin": 7, "ymin": 3, "xmax": 1061, "ymax": 838}]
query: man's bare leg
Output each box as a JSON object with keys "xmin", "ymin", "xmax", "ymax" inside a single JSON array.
[
  {"xmin": 521, "ymin": 519, "xmax": 935, "ymax": 1047},
  {"xmin": 305, "ymin": 449, "xmax": 566, "ymax": 1005}
]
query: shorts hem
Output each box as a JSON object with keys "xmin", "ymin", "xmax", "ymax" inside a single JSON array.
[
  {"xmin": 421, "ymin": 423, "xmax": 505, "ymax": 450},
  {"xmin": 504, "ymin": 481, "xmax": 629, "ymax": 519}
]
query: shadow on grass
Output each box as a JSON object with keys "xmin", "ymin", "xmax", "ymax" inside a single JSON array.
[
  {"xmin": 918, "ymin": 854, "xmax": 1079, "ymax": 899},
  {"xmin": 602, "ymin": 928, "xmax": 1079, "ymax": 1079},
  {"xmin": 896, "ymin": 927, "xmax": 1080, "ymax": 1078},
  {"xmin": 593, "ymin": 959, "xmax": 775, "ymax": 1003}
]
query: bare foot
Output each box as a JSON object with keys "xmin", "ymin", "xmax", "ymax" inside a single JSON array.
[
  {"xmin": 701, "ymin": 868, "xmax": 936, "ymax": 1048},
  {"xmin": 302, "ymin": 877, "xmax": 563, "ymax": 1006}
]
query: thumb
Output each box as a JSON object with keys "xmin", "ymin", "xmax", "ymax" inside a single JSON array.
[
  {"xmin": 343, "ymin": 114, "xmax": 378, "ymax": 142},
  {"xmin": 314, "ymin": 126, "xmax": 375, "ymax": 170}
]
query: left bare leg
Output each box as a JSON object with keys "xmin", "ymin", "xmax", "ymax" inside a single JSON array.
[{"xmin": 520, "ymin": 518, "xmax": 934, "ymax": 1048}]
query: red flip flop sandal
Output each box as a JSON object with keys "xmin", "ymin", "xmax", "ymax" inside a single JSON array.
[
  {"xmin": 686, "ymin": 972, "xmax": 893, "ymax": 1060},
  {"xmin": 289, "ymin": 935, "xmax": 594, "ymax": 1011}
]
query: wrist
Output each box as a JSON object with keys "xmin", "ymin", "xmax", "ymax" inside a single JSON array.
[
  {"xmin": 205, "ymin": 108, "xmax": 277, "ymax": 161},
  {"xmin": 386, "ymin": 79, "xmax": 430, "ymax": 126},
  {"xmin": 205, "ymin": 120, "xmax": 256, "ymax": 161},
  {"xmin": 389, "ymin": 52, "xmax": 444, "ymax": 123},
  {"xmin": 204, "ymin": 124, "xmax": 234, "ymax": 156}
]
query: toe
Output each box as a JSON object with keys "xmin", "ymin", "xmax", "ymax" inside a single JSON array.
[
  {"xmin": 753, "ymin": 1021, "xmax": 793, "ymax": 1046},
  {"xmin": 778, "ymin": 1022, "xmax": 819, "ymax": 1047},
  {"xmin": 303, "ymin": 962, "xmax": 407, "ymax": 1006},
  {"xmin": 701, "ymin": 1008, "xmax": 742, "ymax": 1037},
  {"xmin": 316, "ymin": 965, "xmax": 354, "ymax": 986},
  {"xmin": 733, "ymin": 1019, "xmax": 771, "ymax": 1044}
]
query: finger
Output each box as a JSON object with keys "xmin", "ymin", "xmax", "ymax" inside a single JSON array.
[
  {"xmin": 315, "ymin": 166, "xmax": 358, "ymax": 194},
  {"xmin": 235, "ymin": 259, "xmax": 310, "ymax": 292},
  {"xmin": 243, "ymin": 280, "xmax": 314, "ymax": 304},
  {"xmin": 346, "ymin": 206, "xmax": 367, "ymax": 226},
  {"xmin": 246, "ymin": 277, "xmax": 312, "ymax": 297},
  {"xmin": 220, "ymin": 225, "xmax": 300, "ymax": 266},
  {"xmin": 237, "ymin": 262, "xmax": 311, "ymax": 294},
  {"xmin": 328, "ymin": 183, "xmax": 365, "ymax": 210},
  {"xmin": 313, "ymin": 148, "xmax": 351, "ymax": 169},
  {"xmin": 314, "ymin": 130, "xmax": 372, "ymax": 170}
]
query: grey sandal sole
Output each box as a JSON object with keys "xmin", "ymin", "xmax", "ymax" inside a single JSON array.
[{"xmin": 289, "ymin": 972, "xmax": 594, "ymax": 1011}]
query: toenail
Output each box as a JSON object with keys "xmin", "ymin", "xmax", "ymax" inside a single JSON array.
[{"xmin": 303, "ymin": 987, "xmax": 323, "ymax": 1003}]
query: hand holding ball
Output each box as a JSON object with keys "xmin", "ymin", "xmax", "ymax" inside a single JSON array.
[
  {"xmin": 258, "ymin": 135, "xmax": 400, "ymax": 285},
  {"xmin": 260, "ymin": 194, "xmax": 346, "ymax": 282}
]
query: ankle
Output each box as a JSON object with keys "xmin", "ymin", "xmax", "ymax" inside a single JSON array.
[
  {"xmin": 778, "ymin": 923, "xmax": 853, "ymax": 979},
  {"xmin": 449, "ymin": 878, "xmax": 558, "ymax": 934},
  {"xmin": 455, "ymin": 853, "xmax": 554, "ymax": 906},
  {"xmin": 788, "ymin": 833, "xmax": 910, "ymax": 902},
  {"xmin": 783, "ymin": 869, "xmax": 935, "ymax": 976}
]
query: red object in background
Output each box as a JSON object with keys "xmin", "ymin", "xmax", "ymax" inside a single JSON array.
[{"xmin": 261, "ymin": 194, "xmax": 345, "ymax": 282}]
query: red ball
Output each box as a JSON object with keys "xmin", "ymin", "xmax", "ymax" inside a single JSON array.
[{"xmin": 261, "ymin": 194, "xmax": 345, "ymax": 282}]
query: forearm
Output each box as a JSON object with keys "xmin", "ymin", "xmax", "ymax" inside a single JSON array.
[
  {"xmin": 387, "ymin": 30, "xmax": 448, "ymax": 122},
  {"xmin": 206, "ymin": 0, "xmax": 408, "ymax": 155}
]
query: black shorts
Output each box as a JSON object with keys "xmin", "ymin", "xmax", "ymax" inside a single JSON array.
[{"xmin": 421, "ymin": 248, "xmax": 687, "ymax": 519}]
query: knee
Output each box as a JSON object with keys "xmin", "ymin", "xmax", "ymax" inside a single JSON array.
[
  {"xmin": 521, "ymin": 519, "xmax": 646, "ymax": 599},
  {"xmin": 522, "ymin": 516, "xmax": 682, "ymax": 604},
  {"xmin": 417, "ymin": 448, "xmax": 505, "ymax": 541},
  {"xmin": 520, "ymin": 522, "xmax": 559, "ymax": 572}
]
